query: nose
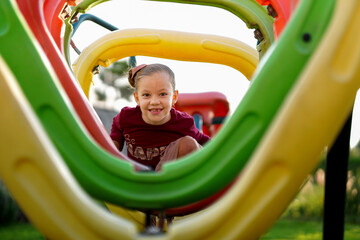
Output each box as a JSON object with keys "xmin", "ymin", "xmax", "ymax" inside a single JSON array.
[{"xmin": 150, "ymin": 96, "xmax": 160, "ymax": 105}]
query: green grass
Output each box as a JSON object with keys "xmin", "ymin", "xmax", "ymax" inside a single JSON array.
[
  {"xmin": 0, "ymin": 223, "xmax": 45, "ymax": 240},
  {"xmin": 1, "ymin": 220, "xmax": 359, "ymax": 239},
  {"xmin": 261, "ymin": 219, "xmax": 360, "ymax": 240}
]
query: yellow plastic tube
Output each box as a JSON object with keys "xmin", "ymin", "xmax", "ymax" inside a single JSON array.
[
  {"xmin": 72, "ymin": 28, "xmax": 259, "ymax": 97},
  {"xmin": 0, "ymin": 56, "xmax": 137, "ymax": 240}
]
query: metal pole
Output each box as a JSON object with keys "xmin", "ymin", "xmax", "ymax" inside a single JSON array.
[{"xmin": 322, "ymin": 112, "xmax": 352, "ymax": 240}]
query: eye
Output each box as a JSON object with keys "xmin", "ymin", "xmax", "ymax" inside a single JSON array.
[
  {"xmin": 142, "ymin": 93, "xmax": 150, "ymax": 97},
  {"xmin": 160, "ymin": 92, "xmax": 168, "ymax": 96}
]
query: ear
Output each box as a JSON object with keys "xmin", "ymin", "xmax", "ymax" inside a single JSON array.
[
  {"xmin": 172, "ymin": 90, "xmax": 179, "ymax": 106},
  {"xmin": 133, "ymin": 92, "xmax": 140, "ymax": 105}
]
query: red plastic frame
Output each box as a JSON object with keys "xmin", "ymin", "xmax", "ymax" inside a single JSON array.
[
  {"xmin": 256, "ymin": 0, "xmax": 299, "ymax": 39},
  {"xmin": 175, "ymin": 92, "xmax": 229, "ymax": 137}
]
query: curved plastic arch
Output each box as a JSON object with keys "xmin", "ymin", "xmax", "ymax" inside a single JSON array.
[
  {"xmin": 42, "ymin": 0, "xmax": 84, "ymax": 53},
  {"xmin": 2, "ymin": 0, "xmax": 258, "ymax": 210},
  {"xmin": 41, "ymin": 0, "xmax": 80, "ymax": 52},
  {"xmin": 15, "ymin": 0, "xmax": 150, "ymax": 172},
  {"xmin": 167, "ymin": 0, "xmax": 360, "ymax": 238},
  {"xmin": 43, "ymin": 0, "xmax": 67, "ymax": 51},
  {"xmin": 16, "ymin": 0, "xmax": 231, "ymax": 219},
  {"xmin": 18, "ymin": 0, "xmax": 254, "ymax": 217},
  {"xmin": 63, "ymin": 0, "xmax": 274, "ymax": 62},
  {"xmin": 1, "ymin": 0, "xmax": 333, "ymax": 210},
  {"xmin": 3, "ymin": 0, "xmax": 359, "ymax": 238},
  {"xmin": 71, "ymin": 28, "xmax": 255, "ymax": 219},
  {"xmin": 0, "ymin": 56, "xmax": 136, "ymax": 240},
  {"xmin": 14, "ymin": 0, "xmax": 256, "ymax": 219},
  {"xmin": 72, "ymin": 28, "xmax": 258, "ymax": 97}
]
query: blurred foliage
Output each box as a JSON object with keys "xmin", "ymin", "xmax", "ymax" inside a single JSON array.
[
  {"xmin": 282, "ymin": 178, "xmax": 324, "ymax": 221},
  {"xmin": 261, "ymin": 219, "xmax": 360, "ymax": 240},
  {"xmin": 95, "ymin": 60, "xmax": 133, "ymax": 102},
  {"xmin": 345, "ymin": 149, "xmax": 360, "ymax": 223},
  {"xmin": 0, "ymin": 181, "xmax": 27, "ymax": 225},
  {"xmin": 282, "ymin": 149, "xmax": 360, "ymax": 223},
  {"xmin": 0, "ymin": 223, "xmax": 45, "ymax": 240}
]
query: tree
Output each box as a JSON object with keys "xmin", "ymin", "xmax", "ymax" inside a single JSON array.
[{"xmin": 94, "ymin": 58, "xmax": 135, "ymax": 102}]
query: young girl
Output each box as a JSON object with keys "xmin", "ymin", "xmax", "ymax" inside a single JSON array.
[{"xmin": 110, "ymin": 63, "xmax": 210, "ymax": 171}]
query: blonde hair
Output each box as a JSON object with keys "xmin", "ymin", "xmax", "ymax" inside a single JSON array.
[{"xmin": 128, "ymin": 63, "xmax": 175, "ymax": 92}]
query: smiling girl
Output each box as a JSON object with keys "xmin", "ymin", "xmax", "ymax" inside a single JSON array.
[{"xmin": 110, "ymin": 63, "xmax": 210, "ymax": 171}]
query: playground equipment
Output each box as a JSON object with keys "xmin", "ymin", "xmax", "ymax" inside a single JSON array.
[
  {"xmin": 68, "ymin": 5, "xmax": 237, "ymax": 219},
  {"xmin": 256, "ymin": 0, "xmax": 300, "ymax": 38},
  {"xmin": 0, "ymin": 56, "xmax": 137, "ymax": 239},
  {"xmin": 71, "ymin": 12, "xmax": 138, "ymax": 66},
  {"xmin": 175, "ymin": 92, "xmax": 230, "ymax": 137},
  {"xmin": 15, "ymin": 0, "xmax": 150, "ymax": 172},
  {"xmin": 0, "ymin": 0, "xmax": 358, "ymax": 239},
  {"xmin": 0, "ymin": 1, "xmax": 260, "ymax": 210},
  {"xmin": 67, "ymin": 0, "xmax": 333, "ymax": 210},
  {"xmin": 72, "ymin": 28, "xmax": 258, "ymax": 97},
  {"xmin": 64, "ymin": 0, "xmax": 274, "ymax": 60}
]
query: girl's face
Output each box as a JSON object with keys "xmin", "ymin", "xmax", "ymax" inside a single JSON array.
[{"xmin": 134, "ymin": 71, "xmax": 178, "ymax": 125}]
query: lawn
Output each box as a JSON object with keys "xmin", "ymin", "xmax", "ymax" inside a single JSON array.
[
  {"xmin": 0, "ymin": 223, "xmax": 45, "ymax": 240},
  {"xmin": 261, "ymin": 219, "xmax": 360, "ymax": 240},
  {"xmin": 1, "ymin": 219, "xmax": 359, "ymax": 239}
]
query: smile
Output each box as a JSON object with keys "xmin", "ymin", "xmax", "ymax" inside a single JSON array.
[{"xmin": 149, "ymin": 108, "xmax": 163, "ymax": 113}]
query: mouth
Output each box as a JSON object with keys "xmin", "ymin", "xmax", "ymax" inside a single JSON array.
[{"xmin": 149, "ymin": 108, "xmax": 163, "ymax": 114}]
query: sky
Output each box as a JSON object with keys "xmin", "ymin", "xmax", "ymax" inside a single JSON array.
[{"xmin": 70, "ymin": 0, "xmax": 360, "ymax": 147}]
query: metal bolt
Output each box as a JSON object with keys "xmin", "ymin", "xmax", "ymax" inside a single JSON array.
[
  {"xmin": 92, "ymin": 65, "xmax": 101, "ymax": 75},
  {"xmin": 60, "ymin": 4, "xmax": 72, "ymax": 21},
  {"xmin": 254, "ymin": 29, "xmax": 264, "ymax": 42},
  {"xmin": 267, "ymin": 4, "xmax": 278, "ymax": 18},
  {"xmin": 70, "ymin": 12, "xmax": 80, "ymax": 24}
]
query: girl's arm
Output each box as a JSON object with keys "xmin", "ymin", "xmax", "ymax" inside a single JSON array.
[
  {"xmin": 110, "ymin": 113, "xmax": 125, "ymax": 151},
  {"xmin": 112, "ymin": 140, "xmax": 121, "ymax": 150},
  {"xmin": 199, "ymin": 132, "xmax": 211, "ymax": 145}
]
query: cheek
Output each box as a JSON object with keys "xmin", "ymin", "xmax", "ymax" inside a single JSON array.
[
  {"xmin": 139, "ymin": 100, "xmax": 148, "ymax": 106},
  {"xmin": 165, "ymin": 98, "xmax": 173, "ymax": 106}
]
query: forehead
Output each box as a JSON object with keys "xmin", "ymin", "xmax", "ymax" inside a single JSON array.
[{"xmin": 137, "ymin": 72, "xmax": 173, "ymax": 90}]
